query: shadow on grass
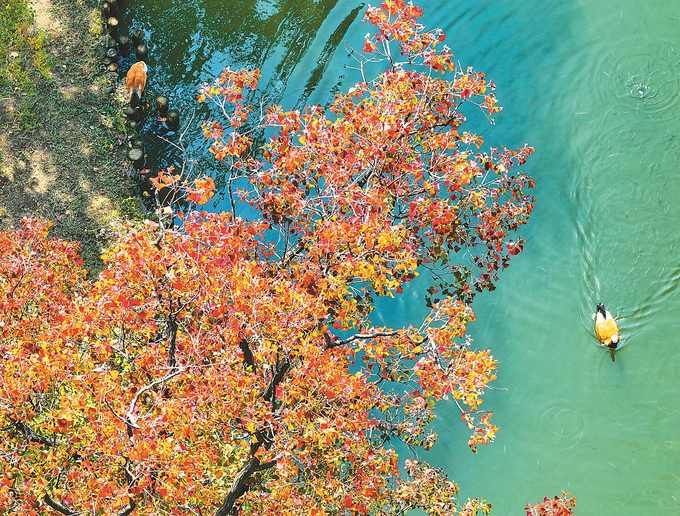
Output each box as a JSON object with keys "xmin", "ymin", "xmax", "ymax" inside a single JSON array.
[{"xmin": 0, "ymin": 0, "xmax": 145, "ymax": 276}]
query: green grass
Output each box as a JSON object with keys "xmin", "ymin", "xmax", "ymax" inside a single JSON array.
[{"xmin": 0, "ymin": 0, "xmax": 147, "ymax": 276}]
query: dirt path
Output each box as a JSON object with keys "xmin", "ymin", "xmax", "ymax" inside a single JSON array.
[{"xmin": 0, "ymin": 0, "xmax": 145, "ymax": 275}]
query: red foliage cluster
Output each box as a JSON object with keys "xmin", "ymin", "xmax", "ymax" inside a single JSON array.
[{"xmin": 525, "ymin": 492, "xmax": 577, "ymax": 516}]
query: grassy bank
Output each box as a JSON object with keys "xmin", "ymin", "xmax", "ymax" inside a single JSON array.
[{"xmin": 0, "ymin": 0, "xmax": 144, "ymax": 275}]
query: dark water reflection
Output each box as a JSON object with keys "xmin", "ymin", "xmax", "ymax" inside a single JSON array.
[
  {"xmin": 117, "ymin": 0, "xmax": 367, "ymax": 193},
  {"xmin": 115, "ymin": 0, "xmax": 680, "ymax": 513}
]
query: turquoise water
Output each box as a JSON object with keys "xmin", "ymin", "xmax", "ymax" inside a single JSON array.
[{"xmin": 120, "ymin": 0, "xmax": 680, "ymax": 512}]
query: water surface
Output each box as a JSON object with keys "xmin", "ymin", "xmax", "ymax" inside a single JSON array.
[{"xmin": 118, "ymin": 0, "xmax": 680, "ymax": 513}]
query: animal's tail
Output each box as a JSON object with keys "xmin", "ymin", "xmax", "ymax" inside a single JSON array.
[
  {"xmin": 597, "ymin": 303, "xmax": 607, "ymax": 317},
  {"xmin": 130, "ymin": 89, "xmax": 140, "ymax": 108}
]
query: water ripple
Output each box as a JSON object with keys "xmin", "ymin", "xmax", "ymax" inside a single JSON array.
[
  {"xmin": 566, "ymin": 32, "xmax": 680, "ymax": 346},
  {"xmin": 539, "ymin": 401, "xmax": 586, "ymax": 451},
  {"xmin": 594, "ymin": 38, "xmax": 680, "ymax": 118}
]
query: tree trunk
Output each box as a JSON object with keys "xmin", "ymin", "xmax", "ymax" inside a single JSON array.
[{"xmin": 214, "ymin": 457, "xmax": 276, "ymax": 516}]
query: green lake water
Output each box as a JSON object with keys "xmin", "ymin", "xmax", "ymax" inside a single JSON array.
[{"xmin": 120, "ymin": 0, "xmax": 680, "ymax": 513}]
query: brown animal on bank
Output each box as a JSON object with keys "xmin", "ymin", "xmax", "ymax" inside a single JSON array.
[{"xmin": 126, "ymin": 61, "xmax": 148, "ymax": 108}]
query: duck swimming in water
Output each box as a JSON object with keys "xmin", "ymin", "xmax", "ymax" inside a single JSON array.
[{"xmin": 595, "ymin": 303, "xmax": 620, "ymax": 348}]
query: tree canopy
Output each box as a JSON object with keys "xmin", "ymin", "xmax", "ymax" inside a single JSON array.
[{"xmin": 0, "ymin": 1, "xmax": 541, "ymax": 515}]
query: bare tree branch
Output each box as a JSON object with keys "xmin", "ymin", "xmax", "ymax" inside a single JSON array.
[
  {"xmin": 3, "ymin": 418, "xmax": 56, "ymax": 447},
  {"xmin": 104, "ymin": 368, "xmax": 186, "ymax": 438},
  {"xmin": 279, "ymin": 240, "xmax": 306, "ymax": 267},
  {"xmin": 126, "ymin": 367, "xmax": 187, "ymax": 430},
  {"xmin": 262, "ymin": 357, "xmax": 290, "ymax": 401},
  {"xmin": 238, "ymin": 338, "xmax": 256, "ymax": 372},
  {"xmin": 117, "ymin": 498, "xmax": 136, "ymax": 516},
  {"xmin": 324, "ymin": 330, "xmax": 400, "ymax": 350},
  {"xmin": 166, "ymin": 315, "xmax": 178, "ymax": 370},
  {"xmin": 43, "ymin": 493, "xmax": 77, "ymax": 515}
]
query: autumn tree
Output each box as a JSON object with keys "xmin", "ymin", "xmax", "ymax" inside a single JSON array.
[{"xmin": 1, "ymin": 1, "xmax": 540, "ymax": 515}]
